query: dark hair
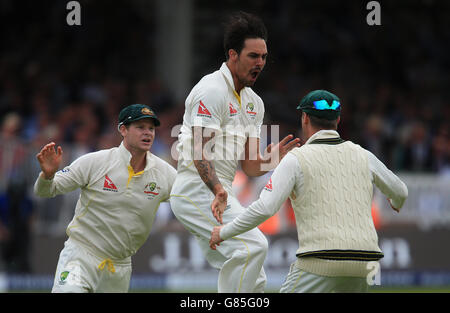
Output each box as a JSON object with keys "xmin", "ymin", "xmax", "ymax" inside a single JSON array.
[
  {"xmin": 308, "ymin": 114, "xmax": 339, "ymax": 130},
  {"xmin": 223, "ymin": 11, "xmax": 268, "ymax": 60}
]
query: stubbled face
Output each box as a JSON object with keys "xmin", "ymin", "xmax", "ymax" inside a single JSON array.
[
  {"xmin": 120, "ymin": 119, "xmax": 156, "ymax": 152},
  {"xmin": 231, "ymin": 38, "xmax": 268, "ymax": 89}
]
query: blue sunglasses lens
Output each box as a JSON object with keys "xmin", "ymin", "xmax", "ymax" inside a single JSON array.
[{"xmin": 313, "ymin": 100, "xmax": 340, "ymax": 110}]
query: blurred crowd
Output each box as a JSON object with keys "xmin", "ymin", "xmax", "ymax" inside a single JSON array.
[
  {"xmin": 0, "ymin": 0, "xmax": 448, "ymax": 273},
  {"xmin": 255, "ymin": 1, "xmax": 450, "ymax": 175}
]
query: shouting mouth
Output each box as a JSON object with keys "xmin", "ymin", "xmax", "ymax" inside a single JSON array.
[{"xmin": 250, "ymin": 69, "xmax": 260, "ymax": 80}]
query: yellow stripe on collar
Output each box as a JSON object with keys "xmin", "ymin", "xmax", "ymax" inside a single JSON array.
[
  {"xmin": 233, "ymin": 90, "xmax": 241, "ymax": 108},
  {"xmin": 127, "ymin": 165, "xmax": 144, "ymax": 187},
  {"xmin": 98, "ymin": 258, "xmax": 116, "ymax": 273}
]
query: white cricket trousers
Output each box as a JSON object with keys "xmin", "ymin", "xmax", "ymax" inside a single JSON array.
[
  {"xmin": 170, "ymin": 173, "xmax": 268, "ymax": 293},
  {"xmin": 51, "ymin": 238, "xmax": 132, "ymax": 293},
  {"xmin": 280, "ymin": 260, "xmax": 369, "ymax": 293}
]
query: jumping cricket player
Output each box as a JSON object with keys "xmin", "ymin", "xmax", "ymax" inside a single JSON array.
[{"xmin": 169, "ymin": 12, "xmax": 300, "ymax": 293}]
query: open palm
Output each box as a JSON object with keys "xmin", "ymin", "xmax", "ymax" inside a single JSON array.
[
  {"xmin": 36, "ymin": 142, "xmax": 63, "ymax": 179},
  {"xmin": 261, "ymin": 134, "xmax": 301, "ymax": 171}
]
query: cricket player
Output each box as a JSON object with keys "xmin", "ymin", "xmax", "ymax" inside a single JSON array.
[
  {"xmin": 169, "ymin": 12, "xmax": 300, "ymax": 293},
  {"xmin": 209, "ymin": 90, "xmax": 409, "ymax": 293},
  {"xmin": 34, "ymin": 104, "xmax": 176, "ymax": 292}
]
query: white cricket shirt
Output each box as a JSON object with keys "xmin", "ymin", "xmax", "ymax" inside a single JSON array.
[
  {"xmin": 175, "ymin": 62, "xmax": 265, "ymax": 192},
  {"xmin": 34, "ymin": 142, "xmax": 176, "ymax": 260}
]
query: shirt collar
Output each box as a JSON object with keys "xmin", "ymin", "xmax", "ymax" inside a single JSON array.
[
  {"xmin": 118, "ymin": 141, "xmax": 154, "ymax": 171},
  {"xmin": 305, "ymin": 130, "xmax": 340, "ymax": 145},
  {"xmin": 220, "ymin": 62, "xmax": 236, "ymax": 91}
]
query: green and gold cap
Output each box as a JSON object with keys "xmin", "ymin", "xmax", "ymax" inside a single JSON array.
[{"xmin": 118, "ymin": 104, "xmax": 160, "ymax": 127}]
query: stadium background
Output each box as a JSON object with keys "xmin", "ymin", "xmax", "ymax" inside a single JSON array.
[{"xmin": 0, "ymin": 0, "xmax": 449, "ymax": 292}]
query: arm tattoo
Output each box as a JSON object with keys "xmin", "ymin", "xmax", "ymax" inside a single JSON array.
[
  {"xmin": 194, "ymin": 159, "xmax": 221, "ymax": 192},
  {"xmin": 193, "ymin": 127, "xmax": 221, "ymax": 193}
]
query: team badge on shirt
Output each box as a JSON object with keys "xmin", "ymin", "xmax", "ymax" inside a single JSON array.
[
  {"xmin": 144, "ymin": 182, "xmax": 160, "ymax": 199},
  {"xmin": 246, "ymin": 102, "xmax": 257, "ymax": 118},
  {"xmin": 59, "ymin": 271, "xmax": 69, "ymax": 285}
]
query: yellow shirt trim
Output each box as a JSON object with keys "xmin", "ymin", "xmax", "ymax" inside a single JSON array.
[
  {"xmin": 127, "ymin": 165, "xmax": 144, "ymax": 188},
  {"xmin": 233, "ymin": 90, "xmax": 242, "ymax": 109}
]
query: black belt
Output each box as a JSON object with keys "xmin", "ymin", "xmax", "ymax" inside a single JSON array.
[{"xmin": 297, "ymin": 249, "xmax": 384, "ymax": 261}]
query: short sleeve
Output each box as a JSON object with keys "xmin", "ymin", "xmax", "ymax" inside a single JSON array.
[{"xmin": 189, "ymin": 87, "xmax": 225, "ymax": 130}]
